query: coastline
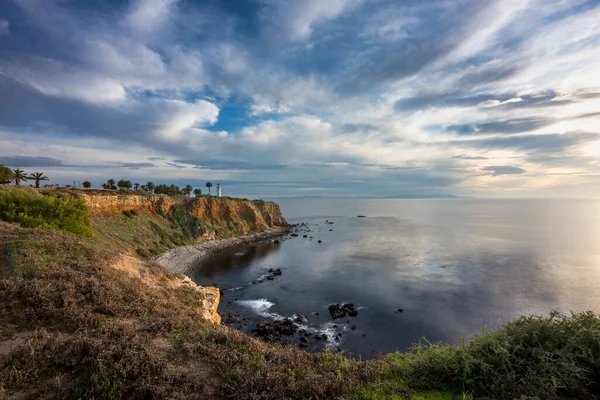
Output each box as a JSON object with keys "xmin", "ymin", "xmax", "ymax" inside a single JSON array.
[{"xmin": 155, "ymin": 226, "xmax": 290, "ymax": 274}]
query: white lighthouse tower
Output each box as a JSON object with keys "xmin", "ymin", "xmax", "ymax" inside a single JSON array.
[{"xmin": 217, "ymin": 183, "xmax": 222, "ymax": 197}]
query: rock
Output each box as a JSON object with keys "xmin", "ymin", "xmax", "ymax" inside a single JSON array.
[
  {"xmin": 291, "ymin": 233, "xmax": 299, "ymax": 237},
  {"xmin": 322, "ymin": 333, "xmax": 328, "ymax": 340},
  {"xmin": 273, "ymin": 239, "xmax": 280, "ymax": 244},
  {"xmin": 329, "ymin": 229, "xmax": 333, "ymax": 231},
  {"xmin": 299, "ymin": 342, "xmax": 307, "ymax": 348},
  {"xmin": 300, "ymin": 336, "xmax": 308, "ymax": 343},
  {"xmin": 272, "ymin": 268, "xmax": 282, "ymax": 276},
  {"xmin": 315, "ymin": 312, "xmax": 319, "ymax": 316},
  {"xmin": 328, "ymin": 303, "xmax": 359, "ymax": 319},
  {"xmin": 357, "ymin": 215, "xmax": 366, "ymax": 218},
  {"xmin": 266, "ymin": 276, "xmax": 274, "ymax": 281},
  {"xmin": 294, "ymin": 313, "xmax": 306, "ymax": 323},
  {"xmin": 303, "ymin": 235, "xmax": 308, "ymax": 238},
  {"xmin": 254, "ymin": 318, "xmax": 298, "ymax": 342},
  {"xmin": 362, "ymin": 333, "xmax": 367, "ymax": 337},
  {"xmin": 318, "ymin": 240, "xmax": 322, "ymax": 243},
  {"xmin": 395, "ymin": 308, "xmax": 404, "ymax": 313},
  {"xmin": 268, "ymin": 268, "xmax": 274, "ymax": 272},
  {"xmin": 440, "ymin": 265, "xmax": 446, "ymax": 268},
  {"xmin": 351, "ymin": 325, "xmax": 357, "ymax": 330}
]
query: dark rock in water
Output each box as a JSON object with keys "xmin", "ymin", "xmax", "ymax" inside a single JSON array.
[
  {"xmin": 294, "ymin": 313, "xmax": 306, "ymax": 323},
  {"xmin": 351, "ymin": 325, "xmax": 357, "ymax": 330},
  {"xmin": 268, "ymin": 268, "xmax": 274, "ymax": 272},
  {"xmin": 272, "ymin": 268, "xmax": 282, "ymax": 276},
  {"xmin": 329, "ymin": 229, "xmax": 333, "ymax": 232},
  {"xmin": 318, "ymin": 240, "xmax": 322, "ymax": 243},
  {"xmin": 300, "ymin": 336, "xmax": 308, "ymax": 343},
  {"xmin": 362, "ymin": 333, "xmax": 367, "ymax": 337},
  {"xmin": 395, "ymin": 308, "xmax": 404, "ymax": 313},
  {"xmin": 299, "ymin": 342, "xmax": 308, "ymax": 348},
  {"xmin": 254, "ymin": 318, "xmax": 298, "ymax": 342},
  {"xmin": 327, "ymin": 221, "xmax": 334, "ymax": 224},
  {"xmin": 273, "ymin": 239, "xmax": 280, "ymax": 244},
  {"xmin": 291, "ymin": 233, "xmax": 299, "ymax": 237},
  {"xmin": 219, "ymin": 290, "xmax": 224, "ymax": 296},
  {"xmin": 303, "ymin": 235, "xmax": 308, "ymax": 238},
  {"xmin": 357, "ymin": 215, "xmax": 366, "ymax": 218},
  {"xmin": 266, "ymin": 276, "xmax": 274, "ymax": 281},
  {"xmin": 329, "ymin": 303, "xmax": 359, "ymax": 319},
  {"xmin": 322, "ymin": 333, "xmax": 328, "ymax": 340},
  {"xmin": 304, "ymin": 332, "xmax": 311, "ymax": 337},
  {"xmin": 440, "ymin": 265, "xmax": 446, "ymax": 268},
  {"xmin": 315, "ymin": 312, "xmax": 320, "ymax": 316},
  {"xmin": 213, "ymin": 283, "xmax": 218, "ymax": 287}
]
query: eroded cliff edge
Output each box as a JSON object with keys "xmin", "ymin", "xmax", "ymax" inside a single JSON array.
[{"xmin": 38, "ymin": 188, "xmax": 289, "ymax": 326}]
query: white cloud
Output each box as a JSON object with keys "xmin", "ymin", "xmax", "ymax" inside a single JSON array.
[
  {"xmin": 126, "ymin": 0, "xmax": 178, "ymax": 34},
  {"xmin": 0, "ymin": 19, "xmax": 9, "ymax": 36}
]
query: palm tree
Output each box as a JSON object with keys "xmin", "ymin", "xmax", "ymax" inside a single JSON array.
[
  {"xmin": 106, "ymin": 179, "xmax": 117, "ymax": 190},
  {"xmin": 184, "ymin": 184, "xmax": 193, "ymax": 197},
  {"xmin": 12, "ymin": 169, "xmax": 28, "ymax": 186},
  {"xmin": 28, "ymin": 172, "xmax": 49, "ymax": 188},
  {"xmin": 134, "ymin": 182, "xmax": 140, "ymax": 190},
  {"xmin": 206, "ymin": 181, "xmax": 213, "ymax": 195},
  {"xmin": 193, "ymin": 188, "xmax": 202, "ymax": 197},
  {"xmin": 82, "ymin": 181, "xmax": 92, "ymax": 189},
  {"xmin": 146, "ymin": 182, "xmax": 155, "ymax": 194}
]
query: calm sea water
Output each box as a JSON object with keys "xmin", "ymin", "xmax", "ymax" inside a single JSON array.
[{"xmin": 188, "ymin": 199, "xmax": 600, "ymax": 359}]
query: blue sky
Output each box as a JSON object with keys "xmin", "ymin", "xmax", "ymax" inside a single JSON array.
[{"xmin": 0, "ymin": 0, "xmax": 599, "ymax": 198}]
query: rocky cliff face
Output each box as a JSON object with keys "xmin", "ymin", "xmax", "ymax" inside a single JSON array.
[
  {"xmin": 74, "ymin": 190, "xmax": 288, "ymax": 236},
  {"xmin": 76, "ymin": 190, "xmax": 177, "ymax": 215},
  {"xmin": 187, "ymin": 197, "xmax": 288, "ymax": 235}
]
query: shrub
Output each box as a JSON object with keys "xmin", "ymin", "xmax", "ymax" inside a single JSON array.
[
  {"xmin": 0, "ymin": 191, "xmax": 93, "ymax": 237},
  {"xmin": 136, "ymin": 248, "xmax": 149, "ymax": 258},
  {"xmin": 384, "ymin": 311, "xmax": 600, "ymax": 399},
  {"xmin": 122, "ymin": 209, "xmax": 139, "ymax": 218}
]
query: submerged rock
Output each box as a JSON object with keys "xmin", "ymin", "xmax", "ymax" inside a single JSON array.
[
  {"xmin": 273, "ymin": 268, "xmax": 282, "ymax": 276},
  {"xmin": 328, "ymin": 303, "xmax": 359, "ymax": 319}
]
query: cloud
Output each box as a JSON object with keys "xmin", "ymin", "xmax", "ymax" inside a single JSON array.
[
  {"xmin": 0, "ymin": 19, "xmax": 9, "ymax": 36},
  {"xmin": 482, "ymin": 166, "xmax": 526, "ymax": 176},
  {"xmin": 0, "ymin": 156, "xmax": 64, "ymax": 167},
  {"xmin": 0, "ymin": 0, "xmax": 599, "ymax": 197}
]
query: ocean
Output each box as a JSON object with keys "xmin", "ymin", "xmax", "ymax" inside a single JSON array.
[{"xmin": 188, "ymin": 199, "xmax": 600, "ymax": 358}]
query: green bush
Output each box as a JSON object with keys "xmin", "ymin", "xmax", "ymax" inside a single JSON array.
[
  {"xmin": 0, "ymin": 191, "xmax": 93, "ymax": 237},
  {"xmin": 122, "ymin": 209, "xmax": 139, "ymax": 218},
  {"xmin": 135, "ymin": 248, "xmax": 149, "ymax": 258},
  {"xmin": 384, "ymin": 311, "xmax": 600, "ymax": 399}
]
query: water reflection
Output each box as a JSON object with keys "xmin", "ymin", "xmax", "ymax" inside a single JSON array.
[{"xmin": 189, "ymin": 199, "xmax": 600, "ymax": 359}]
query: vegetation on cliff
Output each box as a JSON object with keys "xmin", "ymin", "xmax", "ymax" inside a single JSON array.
[
  {"xmin": 1, "ymin": 188, "xmax": 600, "ymax": 399},
  {"xmin": 0, "ymin": 188, "xmax": 93, "ymax": 237}
]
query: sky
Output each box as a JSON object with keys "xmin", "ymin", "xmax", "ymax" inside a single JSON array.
[{"xmin": 0, "ymin": 0, "xmax": 600, "ymax": 198}]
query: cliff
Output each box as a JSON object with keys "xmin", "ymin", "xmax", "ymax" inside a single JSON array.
[
  {"xmin": 28, "ymin": 187, "xmax": 288, "ymax": 327},
  {"xmin": 46, "ymin": 189, "xmax": 289, "ymax": 254}
]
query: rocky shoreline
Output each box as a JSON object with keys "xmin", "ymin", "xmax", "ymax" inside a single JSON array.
[{"xmin": 155, "ymin": 226, "xmax": 290, "ymax": 274}]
